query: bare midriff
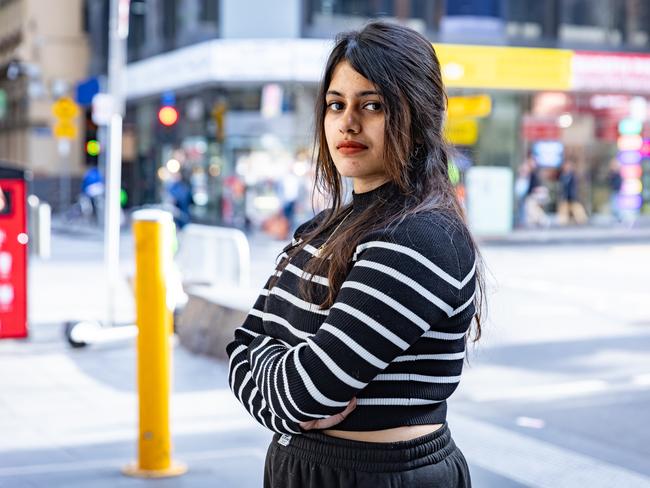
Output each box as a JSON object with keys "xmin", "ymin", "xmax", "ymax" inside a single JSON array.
[{"xmin": 322, "ymin": 423, "xmax": 443, "ymax": 443}]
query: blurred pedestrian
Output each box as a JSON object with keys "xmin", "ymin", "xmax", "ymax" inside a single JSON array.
[
  {"xmin": 226, "ymin": 21, "xmax": 482, "ymax": 488},
  {"xmin": 607, "ymin": 157, "xmax": 622, "ymax": 222},
  {"xmin": 278, "ymin": 170, "xmax": 300, "ymax": 233},
  {"xmin": 557, "ymin": 157, "xmax": 588, "ymax": 225},
  {"xmin": 81, "ymin": 164, "xmax": 104, "ymax": 223},
  {"xmin": 515, "ymin": 155, "xmax": 533, "ymax": 227},
  {"xmin": 523, "ymin": 157, "xmax": 550, "ymax": 228},
  {"xmin": 168, "ymin": 171, "xmax": 193, "ymax": 230}
]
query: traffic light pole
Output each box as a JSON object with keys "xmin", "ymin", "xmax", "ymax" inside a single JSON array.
[
  {"xmin": 105, "ymin": 0, "xmax": 129, "ymax": 328},
  {"xmin": 63, "ymin": 0, "xmax": 132, "ymax": 346}
]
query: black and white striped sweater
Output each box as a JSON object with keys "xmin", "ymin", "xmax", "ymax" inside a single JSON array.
[{"xmin": 226, "ymin": 182, "xmax": 477, "ymax": 435}]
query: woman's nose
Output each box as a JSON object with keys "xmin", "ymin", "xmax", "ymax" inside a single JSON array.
[{"xmin": 339, "ymin": 110, "xmax": 361, "ymax": 134}]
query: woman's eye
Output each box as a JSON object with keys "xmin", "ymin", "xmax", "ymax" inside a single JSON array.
[
  {"xmin": 327, "ymin": 101, "xmax": 344, "ymax": 111},
  {"xmin": 364, "ymin": 102, "xmax": 382, "ymax": 111}
]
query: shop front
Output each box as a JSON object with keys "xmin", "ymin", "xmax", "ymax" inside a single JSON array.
[
  {"xmin": 123, "ymin": 40, "xmax": 650, "ymax": 234},
  {"xmin": 438, "ymin": 45, "xmax": 650, "ymax": 228}
]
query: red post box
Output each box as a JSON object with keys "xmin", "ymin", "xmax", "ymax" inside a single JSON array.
[{"xmin": 0, "ymin": 164, "xmax": 28, "ymax": 339}]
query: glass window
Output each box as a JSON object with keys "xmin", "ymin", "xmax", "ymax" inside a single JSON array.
[
  {"xmin": 200, "ymin": 0, "xmax": 219, "ymax": 23},
  {"xmin": 304, "ymin": 0, "xmax": 444, "ymax": 38},
  {"xmin": 504, "ymin": 0, "xmax": 547, "ymax": 42},
  {"xmin": 162, "ymin": 0, "xmax": 177, "ymax": 51},
  {"xmin": 559, "ymin": 0, "xmax": 620, "ymax": 45},
  {"xmin": 624, "ymin": 0, "xmax": 650, "ymax": 48},
  {"xmin": 127, "ymin": 1, "xmax": 147, "ymax": 62}
]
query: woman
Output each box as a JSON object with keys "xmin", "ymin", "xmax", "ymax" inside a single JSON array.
[{"xmin": 226, "ymin": 21, "xmax": 484, "ymax": 487}]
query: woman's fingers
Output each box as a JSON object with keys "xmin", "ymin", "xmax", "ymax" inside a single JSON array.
[{"xmin": 299, "ymin": 397, "xmax": 357, "ymax": 431}]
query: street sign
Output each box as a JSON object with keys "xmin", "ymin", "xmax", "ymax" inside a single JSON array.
[
  {"xmin": 54, "ymin": 121, "xmax": 77, "ymax": 139},
  {"xmin": 75, "ymin": 77, "xmax": 100, "ymax": 106},
  {"xmin": 445, "ymin": 118, "xmax": 479, "ymax": 146},
  {"xmin": 92, "ymin": 93, "xmax": 114, "ymax": 126},
  {"xmin": 52, "ymin": 97, "xmax": 79, "ymax": 120},
  {"xmin": 52, "ymin": 97, "xmax": 79, "ymax": 140},
  {"xmin": 447, "ymin": 95, "xmax": 492, "ymax": 119}
]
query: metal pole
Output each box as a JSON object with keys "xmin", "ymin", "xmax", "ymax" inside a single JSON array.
[
  {"xmin": 104, "ymin": 0, "xmax": 129, "ymax": 327},
  {"xmin": 58, "ymin": 139, "xmax": 71, "ymax": 211},
  {"xmin": 123, "ymin": 209, "xmax": 186, "ymax": 478}
]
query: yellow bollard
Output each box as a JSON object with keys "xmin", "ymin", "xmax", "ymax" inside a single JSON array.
[{"xmin": 123, "ymin": 210, "xmax": 186, "ymax": 478}]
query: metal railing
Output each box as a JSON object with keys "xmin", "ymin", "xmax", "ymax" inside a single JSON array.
[{"xmin": 175, "ymin": 224, "xmax": 251, "ymax": 289}]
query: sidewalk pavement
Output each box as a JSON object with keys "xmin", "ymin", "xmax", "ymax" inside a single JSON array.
[
  {"xmin": 0, "ymin": 322, "xmax": 275, "ymax": 487},
  {"xmin": 7, "ymin": 226, "xmax": 649, "ymax": 487},
  {"xmin": 3, "ymin": 231, "xmax": 525, "ymax": 488}
]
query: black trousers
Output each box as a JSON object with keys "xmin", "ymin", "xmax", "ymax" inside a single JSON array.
[{"xmin": 264, "ymin": 423, "xmax": 471, "ymax": 487}]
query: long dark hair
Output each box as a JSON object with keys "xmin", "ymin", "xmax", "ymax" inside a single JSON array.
[{"xmin": 273, "ymin": 21, "xmax": 485, "ymax": 342}]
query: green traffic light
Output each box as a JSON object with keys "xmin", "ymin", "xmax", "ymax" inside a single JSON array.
[{"xmin": 86, "ymin": 139, "xmax": 101, "ymax": 156}]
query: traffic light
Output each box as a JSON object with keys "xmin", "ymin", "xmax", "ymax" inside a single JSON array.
[
  {"xmin": 158, "ymin": 105, "xmax": 178, "ymax": 126},
  {"xmin": 86, "ymin": 139, "xmax": 101, "ymax": 156},
  {"xmin": 158, "ymin": 91, "xmax": 178, "ymax": 127},
  {"xmin": 84, "ymin": 109, "xmax": 99, "ymax": 164}
]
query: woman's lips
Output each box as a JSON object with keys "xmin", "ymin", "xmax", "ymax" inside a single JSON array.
[{"xmin": 337, "ymin": 141, "xmax": 368, "ymax": 155}]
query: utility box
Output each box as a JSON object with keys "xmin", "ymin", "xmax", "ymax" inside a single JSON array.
[
  {"xmin": 0, "ymin": 164, "xmax": 28, "ymax": 339},
  {"xmin": 466, "ymin": 166, "xmax": 514, "ymax": 237}
]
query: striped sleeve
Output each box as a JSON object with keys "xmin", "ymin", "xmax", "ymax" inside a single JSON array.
[
  {"xmin": 225, "ymin": 273, "xmax": 302, "ymax": 435},
  {"xmin": 247, "ymin": 218, "xmax": 477, "ymax": 421}
]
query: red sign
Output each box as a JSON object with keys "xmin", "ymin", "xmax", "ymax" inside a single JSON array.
[
  {"xmin": 522, "ymin": 116, "xmax": 561, "ymax": 141},
  {"xmin": 0, "ymin": 167, "xmax": 28, "ymax": 339}
]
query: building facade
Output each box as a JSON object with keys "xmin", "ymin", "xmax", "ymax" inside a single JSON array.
[
  {"xmin": 0, "ymin": 0, "xmax": 90, "ymax": 210},
  {"xmin": 83, "ymin": 0, "xmax": 650, "ymax": 228}
]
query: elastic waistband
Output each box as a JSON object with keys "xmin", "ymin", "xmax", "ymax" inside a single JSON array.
[{"xmin": 272, "ymin": 423, "xmax": 457, "ymax": 472}]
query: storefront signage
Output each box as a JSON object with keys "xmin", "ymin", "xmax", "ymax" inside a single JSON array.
[
  {"xmin": 621, "ymin": 164, "xmax": 643, "ymax": 179},
  {"xmin": 617, "ymin": 127, "xmax": 644, "ymax": 211},
  {"xmin": 126, "ymin": 39, "xmax": 333, "ymax": 99},
  {"xmin": 617, "ymin": 135, "xmax": 643, "ymax": 152},
  {"xmin": 436, "ymin": 44, "xmax": 572, "ymax": 91},
  {"xmin": 532, "ymin": 141, "xmax": 563, "ymax": 168},
  {"xmin": 572, "ymin": 51, "xmax": 650, "ymax": 94},
  {"xmin": 618, "ymin": 118, "xmax": 643, "ymax": 135},
  {"xmin": 445, "ymin": 118, "xmax": 478, "ymax": 146},
  {"xmin": 618, "ymin": 194, "xmax": 642, "ymax": 210},
  {"xmin": 447, "ymin": 95, "xmax": 492, "ymax": 119},
  {"xmin": 522, "ymin": 116, "xmax": 561, "ymax": 141},
  {"xmin": 618, "ymin": 150, "xmax": 642, "ymax": 165},
  {"xmin": 640, "ymin": 139, "xmax": 650, "ymax": 157},
  {"xmin": 621, "ymin": 178, "xmax": 643, "ymax": 195}
]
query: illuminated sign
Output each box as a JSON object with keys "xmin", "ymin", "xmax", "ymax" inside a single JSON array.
[
  {"xmin": 437, "ymin": 44, "xmax": 572, "ymax": 91},
  {"xmin": 532, "ymin": 141, "xmax": 564, "ymax": 168},
  {"xmin": 618, "ymin": 150, "xmax": 642, "ymax": 166},
  {"xmin": 617, "ymin": 135, "xmax": 643, "ymax": 152},
  {"xmin": 447, "ymin": 95, "xmax": 492, "ymax": 119}
]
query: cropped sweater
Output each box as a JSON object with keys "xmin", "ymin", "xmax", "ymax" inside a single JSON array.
[{"xmin": 225, "ymin": 181, "xmax": 477, "ymax": 435}]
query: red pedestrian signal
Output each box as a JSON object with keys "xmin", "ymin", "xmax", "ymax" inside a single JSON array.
[{"xmin": 158, "ymin": 106, "xmax": 178, "ymax": 126}]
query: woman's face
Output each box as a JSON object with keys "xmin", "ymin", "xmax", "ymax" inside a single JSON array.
[{"xmin": 324, "ymin": 61, "xmax": 388, "ymax": 193}]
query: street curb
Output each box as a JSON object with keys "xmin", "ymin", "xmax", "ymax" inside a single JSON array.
[{"xmin": 478, "ymin": 228, "xmax": 650, "ymax": 247}]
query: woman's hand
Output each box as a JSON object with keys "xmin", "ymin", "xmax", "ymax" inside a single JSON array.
[{"xmin": 299, "ymin": 398, "xmax": 357, "ymax": 431}]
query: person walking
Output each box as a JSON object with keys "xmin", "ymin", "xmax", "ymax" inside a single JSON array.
[
  {"xmin": 557, "ymin": 157, "xmax": 588, "ymax": 225},
  {"xmin": 607, "ymin": 157, "xmax": 622, "ymax": 222},
  {"xmin": 226, "ymin": 21, "xmax": 484, "ymax": 487}
]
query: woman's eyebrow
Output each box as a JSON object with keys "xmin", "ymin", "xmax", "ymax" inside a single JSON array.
[{"xmin": 326, "ymin": 90, "xmax": 380, "ymax": 97}]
